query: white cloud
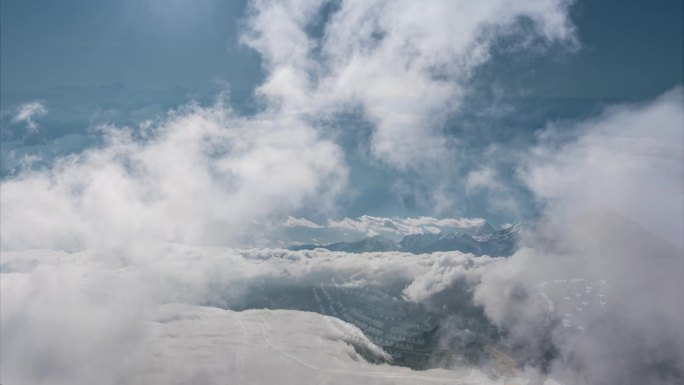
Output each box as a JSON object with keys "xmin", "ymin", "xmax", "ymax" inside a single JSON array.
[
  {"xmin": 4, "ymin": 84, "xmax": 682, "ymax": 383},
  {"xmin": 0, "ymin": 100, "xmax": 347, "ymax": 253},
  {"xmin": 402, "ymin": 253, "xmax": 489, "ymax": 302},
  {"xmin": 12, "ymin": 101, "xmax": 47, "ymax": 132},
  {"xmin": 473, "ymin": 211, "xmax": 684, "ymax": 385},
  {"xmin": 522, "ymin": 87, "xmax": 684, "ymax": 248},
  {"xmin": 4, "ymin": 3, "xmax": 682, "ymax": 385},
  {"xmin": 283, "ymin": 215, "xmax": 324, "ymax": 229},
  {"xmin": 470, "ymin": 88, "xmax": 684, "ymax": 384},
  {"xmin": 243, "ymin": 0, "xmax": 577, "ymax": 170},
  {"xmin": 0, "ymin": 245, "xmax": 500, "ymax": 384},
  {"xmin": 327, "ymin": 215, "xmax": 487, "ymax": 237}
]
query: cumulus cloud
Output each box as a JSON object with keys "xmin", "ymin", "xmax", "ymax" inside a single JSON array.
[
  {"xmin": 11, "ymin": 101, "xmax": 47, "ymax": 132},
  {"xmin": 1, "ymin": 100, "xmax": 347, "ymax": 252},
  {"xmin": 242, "ymin": 0, "xmax": 577, "ymax": 169}
]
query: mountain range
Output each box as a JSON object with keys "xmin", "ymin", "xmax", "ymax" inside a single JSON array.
[{"xmin": 289, "ymin": 223, "xmax": 521, "ymax": 257}]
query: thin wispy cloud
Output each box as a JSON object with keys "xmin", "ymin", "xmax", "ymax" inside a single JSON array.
[{"xmin": 11, "ymin": 101, "xmax": 47, "ymax": 133}]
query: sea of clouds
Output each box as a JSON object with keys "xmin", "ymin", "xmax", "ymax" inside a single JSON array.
[{"xmin": 2, "ymin": 1, "xmax": 683, "ymax": 384}]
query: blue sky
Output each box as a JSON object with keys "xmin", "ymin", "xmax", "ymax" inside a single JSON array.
[
  {"xmin": 1, "ymin": 0, "xmax": 682, "ymax": 229},
  {"xmin": 0, "ymin": 0, "xmax": 261, "ymax": 92},
  {"xmin": 2, "ymin": 0, "xmax": 680, "ymax": 95}
]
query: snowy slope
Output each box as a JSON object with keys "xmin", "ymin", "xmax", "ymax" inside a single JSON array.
[{"xmin": 140, "ymin": 303, "xmax": 555, "ymax": 385}]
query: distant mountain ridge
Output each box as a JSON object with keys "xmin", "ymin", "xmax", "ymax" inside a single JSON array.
[{"xmin": 290, "ymin": 223, "xmax": 521, "ymax": 257}]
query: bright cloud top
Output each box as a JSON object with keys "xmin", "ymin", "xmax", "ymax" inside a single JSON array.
[
  {"xmin": 327, "ymin": 215, "xmax": 488, "ymax": 237},
  {"xmin": 0, "ymin": 100, "xmax": 347, "ymax": 252}
]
